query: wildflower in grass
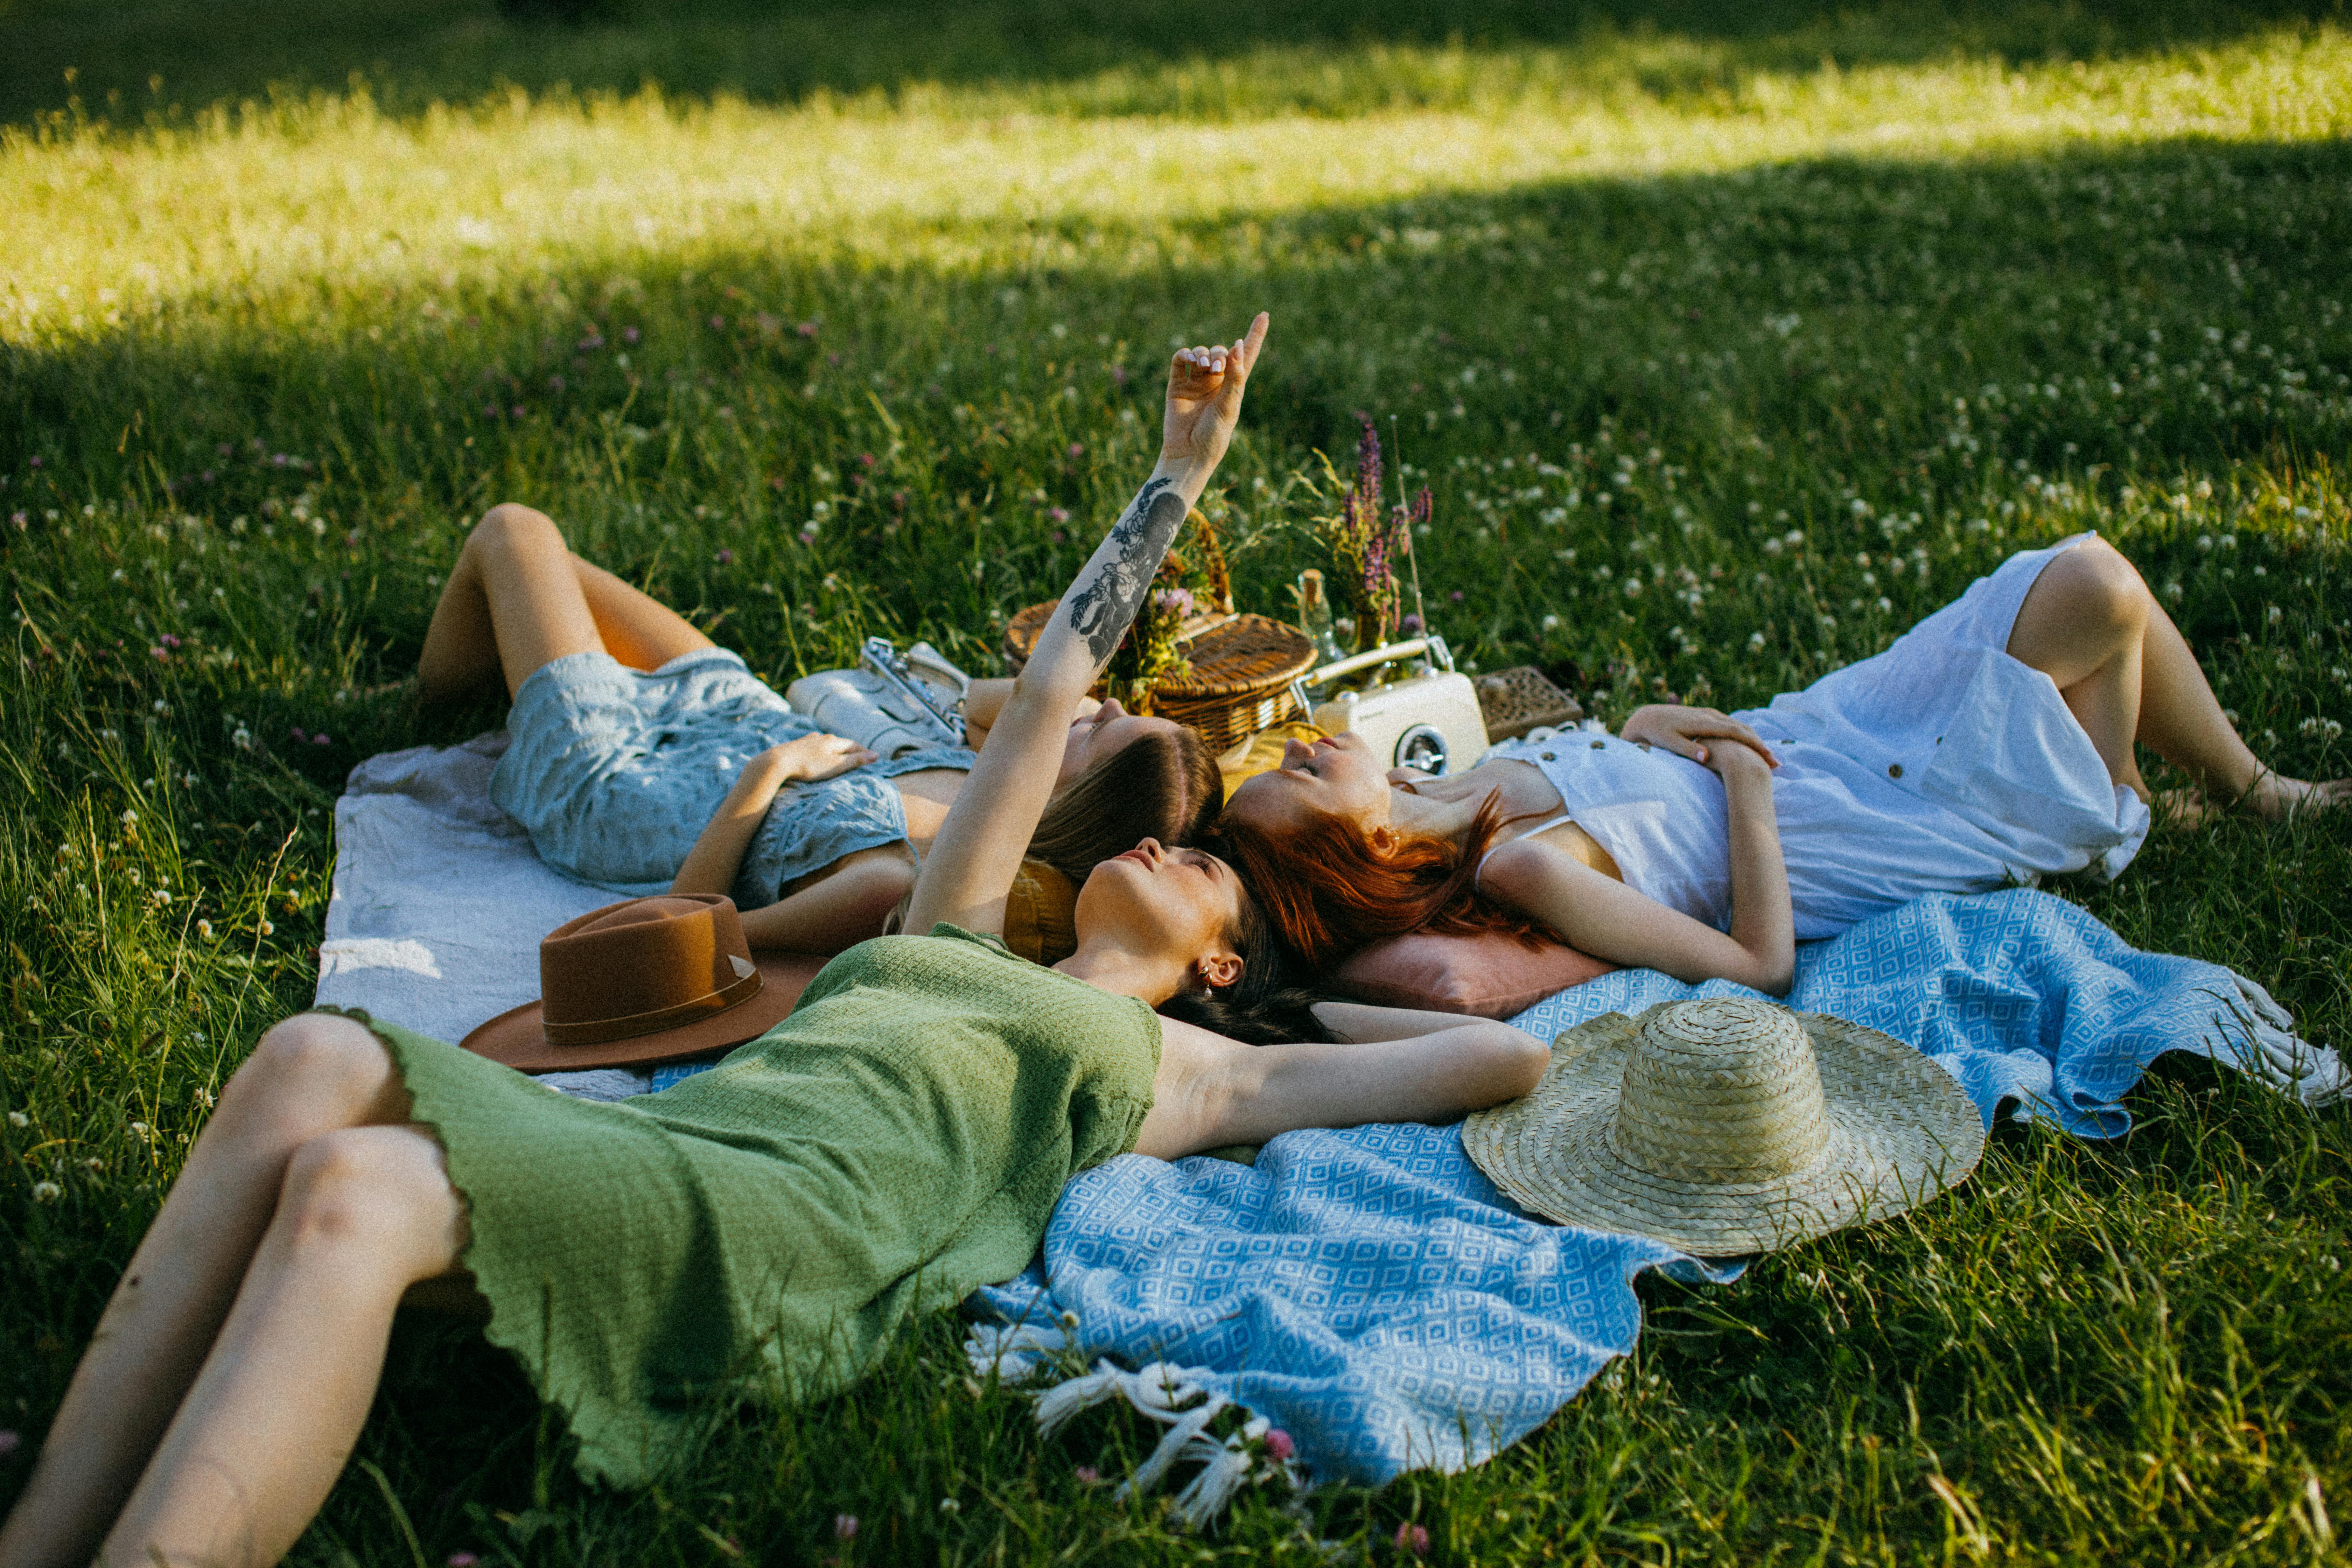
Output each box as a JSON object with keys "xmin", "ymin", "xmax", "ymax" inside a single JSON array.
[
  {"xmin": 152, "ymin": 890, "xmax": 172, "ymax": 906},
  {"xmin": 1047, "ymin": 506, "xmax": 1069, "ymax": 524},
  {"xmin": 131, "ymin": 1121, "xmax": 150, "ymax": 1141},
  {"xmin": 447, "ymin": 1556, "xmax": 479, "ymax": 1568},
  {"xmin": 2268, "ymin": 606, "xmax": 2283, "ymax": 624},
  {"xmin": 833, "ymin": 1514, "xmax": 858, "ymax": 1539},
  {"xmin": 32, "ymin": 1182, "xmax": 60, "ymax": 1203},
  {"xmin": 7, "ymin": 1111, "xmax": 26, "ymax": 1128},
  {"xmin": 259, "ymin": 920, "xmax": 275, "ymax": 937},
  {"xmin": 197, "ymin": 919, "xmax": 214, "ymax": 939},
  {"xmin": 1263, "ymin": 1428, "xmax": 1295, "ymax": 1461},
  {"xmin": 122, "ymin": 810, "xmax": 138, "ymax": 826},
  {"xmin": 715, "ymin": 549, "xmax": 735, "ymax": 566},
  {"xmin": 1542, "ymin": 614, "xmax": 1560, "ymax": 630},
  {"xmin": 798, "ymin": 321, "xmax": 819, "ymax": 337},
  {"xmin": 1394, "ymin": 1521, "xmax": 1429, "ymax": 1556},
  {"xmin": 1074, "ymin": 1466, "xmax": 1100, "ymax": 1485},
  {"xmin": 938, "ymin": 1497, "xmax": 959, "ymax": 1513},
  {"xmin": 292, "ymin": 727, "xmax": 308, "ymax": 743}
]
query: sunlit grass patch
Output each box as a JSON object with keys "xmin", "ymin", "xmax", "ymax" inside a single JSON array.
[{"xmin": 7, "ymin": 27, "xmax": 2352, "ymax": 344}]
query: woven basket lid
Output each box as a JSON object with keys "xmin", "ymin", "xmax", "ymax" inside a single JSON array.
[
  {"xmin": 1464, "ymin": 997, "xmax": 1983, "ymax": 1256},
  {"xmin": 1001, "ymin": 602, "xmax": 1315, "ymax": 693}
]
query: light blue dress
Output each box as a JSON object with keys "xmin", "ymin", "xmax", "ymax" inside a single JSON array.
[{"xmin": 489, "ymin": 649, "xmax": 973, "ymax": 909}]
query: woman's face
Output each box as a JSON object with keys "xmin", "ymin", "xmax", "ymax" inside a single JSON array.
[
  {"xmin": 1221, "ymin": 731, "xmax": 1392, "ymax": 835},
  {"xmin": 1075, "ymin": 836, "xmax": 1248, "ymax": 987},
  {"xmin": 1056, "ymin": 699, "xmax": 1184, "ymax": 789}
]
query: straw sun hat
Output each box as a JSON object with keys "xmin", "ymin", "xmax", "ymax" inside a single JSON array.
[{"xmin": 1464, "ymin": 997, "xmax": 1983, "ymax": 1256}]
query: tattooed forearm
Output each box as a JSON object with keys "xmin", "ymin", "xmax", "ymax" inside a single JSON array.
[{"xmin": 1062, "ymin": 476, "xmax": 1188, "ymax": 668}]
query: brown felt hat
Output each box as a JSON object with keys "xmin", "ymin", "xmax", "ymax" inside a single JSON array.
[{"xmin": 461, "ymin": 895, "xmax": 824, "ymax": 1072}]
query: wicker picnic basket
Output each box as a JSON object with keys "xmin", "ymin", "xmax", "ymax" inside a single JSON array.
[
  {"xmin": 1002, "ymin": 602, "xmax": 1319, "ymax": 752},
  {"xmin": 1474, "ymin": 665, "xmax": 1584, "ymax": 742}
]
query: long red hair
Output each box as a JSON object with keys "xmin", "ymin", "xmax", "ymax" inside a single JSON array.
[{"xmin": 1214, "ymin": 793, "xmax": 1558, "ymax": 972}]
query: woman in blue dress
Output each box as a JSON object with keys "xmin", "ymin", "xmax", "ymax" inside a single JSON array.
[{"xmin": 412, "ymin": 503, "xmax": 1223, "ymax": 953}]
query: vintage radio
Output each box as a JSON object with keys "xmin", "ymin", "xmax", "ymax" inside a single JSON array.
[{"xmin": 1290, "ymin": 635, "xmax": 1489, "ymax": 776}]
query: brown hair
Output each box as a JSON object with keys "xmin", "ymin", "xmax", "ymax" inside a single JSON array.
[
  {"xmin": 1025, "ymin": 725, "xmax": 1225, "ymax": 880},
  {"xmin": 1157, "ymin": 866, "xmax": 1334, "ymax": 1045},
  {"xmin": 1214, "ymin": 794, "xmax": 1556, "ymax": 972}
]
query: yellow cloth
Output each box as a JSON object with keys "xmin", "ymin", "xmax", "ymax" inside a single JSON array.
[
  {"xmin": 1002, "ymin": 857, "xmax": 1079, "ymax": 967},
  {"xmin": 1215, "ymin": 721, "xmax": 1328, "ymax": 800}
]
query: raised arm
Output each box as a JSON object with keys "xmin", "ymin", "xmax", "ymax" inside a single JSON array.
[{"xmin": 903, "ymin": 312, "xmax": 1271, "ymax": 937}]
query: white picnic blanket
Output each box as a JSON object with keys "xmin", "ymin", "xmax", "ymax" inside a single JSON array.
[{"xmin": 318, "ymin": 734, "xmax": 652, "ymax": 1098}]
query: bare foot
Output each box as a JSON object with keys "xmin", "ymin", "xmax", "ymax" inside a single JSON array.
[{"xmin": 2157, "ymin": 773, "xmax": 2352, "ymax": 827}]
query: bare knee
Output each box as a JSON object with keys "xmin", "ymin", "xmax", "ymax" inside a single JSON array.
[
  {"xmin": 466, "ymin": 501, "xmax": 568, "ymax": 564},
  {"xmin": 2042, "ymin": 540, "xmax": 2151, "ymax": 636},
  {"xmin": 277, "ymin": 1127, "xmax": 462, "ymax": 1272},
  {"xmin": 218, "ymin": 1014, "xmax": 396, "ymax": 1129}
]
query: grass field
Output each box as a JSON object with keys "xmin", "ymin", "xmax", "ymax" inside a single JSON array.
[{"xmin": 5, "ymin": 1, "xmax": 2352, "ymax": 1561}]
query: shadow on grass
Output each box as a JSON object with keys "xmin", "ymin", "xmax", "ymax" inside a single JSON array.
[{"xmin": 6, "ymin": 0, "xmax": 2347, "ymax": 129}]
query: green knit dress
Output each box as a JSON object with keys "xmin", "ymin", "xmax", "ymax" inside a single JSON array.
[{"xmin": 362, "ymin": 925, "xmax": 1160, "ymax": 1488}]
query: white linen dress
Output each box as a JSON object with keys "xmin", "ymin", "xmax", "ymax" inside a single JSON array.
[{"xmin": 1484, "ymin": 535, "xmax": 2151, "ymax": 941}]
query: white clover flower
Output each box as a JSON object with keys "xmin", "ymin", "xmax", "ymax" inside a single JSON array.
[
  {"xmin": 7, "ymin": 1111, "xmax": 27, "ymax": 1128},
  {"xmin": 1877, "ymin": 598, "xmax": 1893, "ymax": 613},
  {"xmin": 1541, "ymin": 614, "xmax": 1560, "ymax": 631},
  {"xmin": 32, "ymin": 1181, "xmax": 61, "ymax": 1202},
  {"xmin": 2164, "ymin": 581, "xmax": 2183, "ymax": 600},
  {"xmin": 1763, "ymin": 537, "xmax": 1783, "ymax": 556},
  {"xmin": 130, "ymin": 1121, "xmax": 150, "ymax": 1140},
  {"xmin": 259, "ymin": 919, "xmax": 275, "ymax": 936},
  {"xmin": 196, "ymin": 919, "xmax": 214, "ymax": 939},
  {"xmin": 121, "ymin": 808, "xmax": 139, "ymax": 826},
  {"xmin": 2266, "ymin": 605, "xmax": 2283, "ymax": 624},
  {"xmin": 1784, "ymin": 530, "xmax": 1804, "ymax": 547},
  {"xmin": 1622, "ymin": 578, "xmax": 1642, "ymax": 597},
  {"xmin": 151, "ymin": 889, "xmax": 172, "ymax": 906},
  {"xmin": 1749, "ymin": 632, "xmax": 1767, "ymax": 650}
]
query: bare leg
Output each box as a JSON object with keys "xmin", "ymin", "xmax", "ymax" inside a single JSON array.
[
  {"xmin": 733, "ymin": 843, "xmax": 917, "ymax": 954},
  {"xmin": 416, "ymin": 503, "xmax": 711, "ymax": 704},
  {"xmin": 94, "ymin": 1123, "xmax": 464, "ymax": 1568},
  {"xmin": 0, "ymin": 1016, "xmax": 429, "ymax": 1568},
  {"xmin": 2004, "ymin": 538, "xmax": 2348, "ymax": 822}
]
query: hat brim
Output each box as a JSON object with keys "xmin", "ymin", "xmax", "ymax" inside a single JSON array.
[
  {"xmin": 460, "ymin": 952, "xmax": 830, "ymax": 1072},
  {"xmin": 1464, "ymin": 1004, "xmax": 1984, "ymax": 1256}
]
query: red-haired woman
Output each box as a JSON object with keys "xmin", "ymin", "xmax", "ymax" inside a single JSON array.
[{"xmin": 1219, "ymin": 534, "xmax": 2346, "ymax": 994}]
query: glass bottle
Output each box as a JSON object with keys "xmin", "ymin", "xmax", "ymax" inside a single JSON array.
[{"xmin": 1295, "ymin": 569, "xmax": 1342, "ymax": 663}]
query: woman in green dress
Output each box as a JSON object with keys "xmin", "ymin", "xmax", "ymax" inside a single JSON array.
[{"xmin": 0, "ymin": 313, "xmax": 1551, "ymax": 1568}]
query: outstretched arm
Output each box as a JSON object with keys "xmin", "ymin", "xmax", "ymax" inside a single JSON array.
[
  {"xmin": 1133, "ymin": 1010, "xmax": 1549, "ymax": 1157},
  {"xmin": 904, "ymin": 313, "xmax": 1271, "ymax": 937}
]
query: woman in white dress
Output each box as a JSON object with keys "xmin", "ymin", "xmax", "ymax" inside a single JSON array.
[{"xmin": 1218, "ymin": 533, "xmax": 2348, "ymax": 993}]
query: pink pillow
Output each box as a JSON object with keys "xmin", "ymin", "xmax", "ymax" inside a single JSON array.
[{"xmin": 1331, "ymin": 930, "xmax": 1618, "ymax": 1020}]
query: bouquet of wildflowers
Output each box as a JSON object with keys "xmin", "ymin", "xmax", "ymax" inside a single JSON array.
[{"xmin": 1322, "ymin": 417, "xmax": 1430, "ymax": 654}]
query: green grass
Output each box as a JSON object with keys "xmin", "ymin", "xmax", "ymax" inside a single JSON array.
[{"xmin": 5, "ymin": 2, "xmax": 2352, "ymax": 1561}]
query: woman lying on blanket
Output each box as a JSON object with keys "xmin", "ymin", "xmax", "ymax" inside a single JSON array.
[
  {"xmin": 0, "ymin": 314, "xmax": 1551, "ymax": 1568},
  {"xmin": 412, "ymin": 506, "xmax": 1223, "ymax": 954},
  {"xmin": 1220, "ymin": 532, "xmax": 2350, "ymax": 994}
]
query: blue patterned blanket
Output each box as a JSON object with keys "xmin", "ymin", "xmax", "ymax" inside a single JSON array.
[{"xmin": 967, "ymin": 889, "xmax": 2342, "ymax": 1491}]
